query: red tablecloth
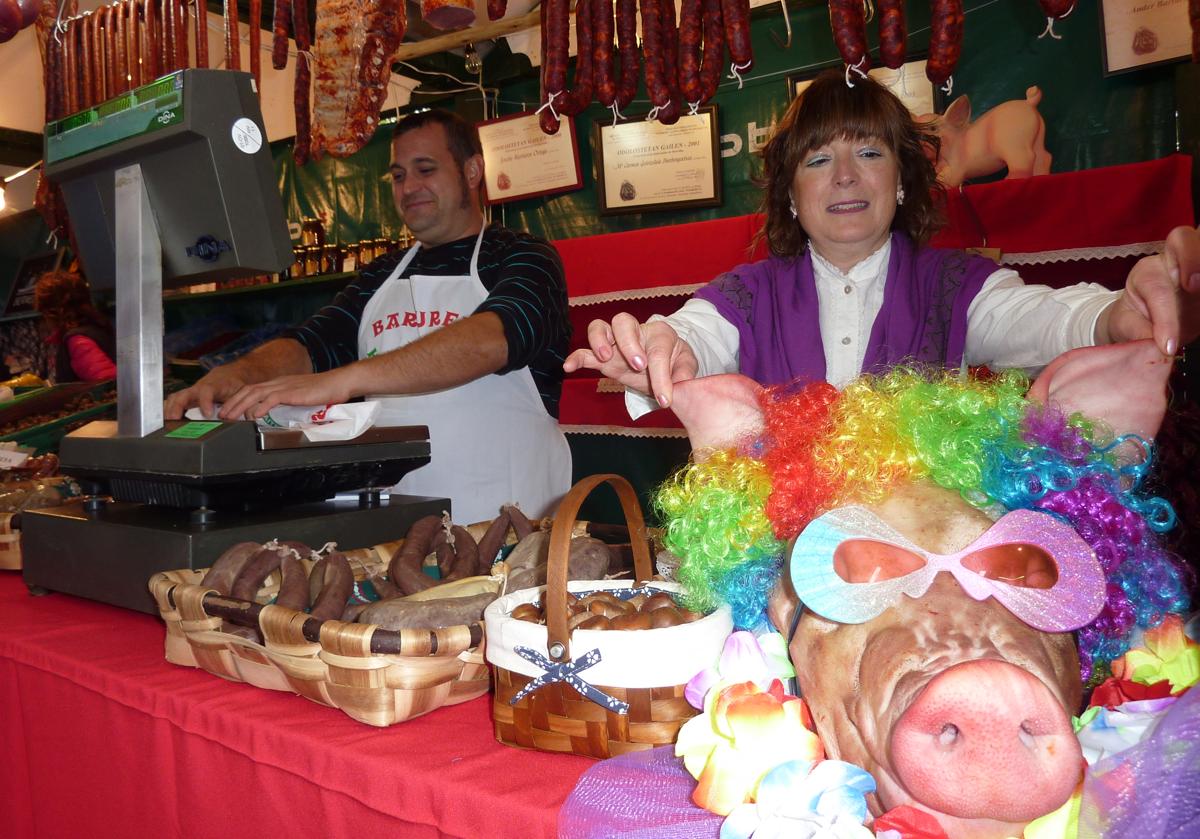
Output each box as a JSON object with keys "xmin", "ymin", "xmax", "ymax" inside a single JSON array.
[{"xmin": 0, "ymin": 571, "xmax": 592, "ymax": 839}]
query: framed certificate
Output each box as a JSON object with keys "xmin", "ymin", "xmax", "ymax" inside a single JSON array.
[
  {"xmin": 593, "ymin": 106, "xmax": 722, "ymax": 215},
  {"xmin": 1099, "ymin": 0, "xmax": 1193, "ymax": 75},
  {"xmin": 476, "ymin": 111, "xmax": 584, "ymax": 204},
  {"xmin": 788, "ymin": 57, "xmax": 945, "ymax": 118}
]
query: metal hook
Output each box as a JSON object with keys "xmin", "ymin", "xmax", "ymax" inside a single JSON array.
[
  {"xmin": 770, "ymin": 0, "xmax": 793, "ymax": 49},
  {"xmin": 863, "ymin": 0, "xmax": 875, "ymax": 25}
]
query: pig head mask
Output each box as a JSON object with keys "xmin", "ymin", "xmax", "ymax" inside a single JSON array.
[{"xmin": 656, "ymin": 342, "xmax": 1191, "ymax": 837}]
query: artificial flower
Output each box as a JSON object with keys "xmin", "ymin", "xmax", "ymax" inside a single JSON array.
[
  {"xmin": 1086, "ymin": 675, "xmax": 1174, "ymax": 710},
  {"xmin": 720, "ymin": 760, "xmax": 876, "ymax": 839},
  {"xmin": 1073, "ymin": 696, "xmax": 1179, "ymax": 765},
  {"xmin": 1110, "ymin": 614, "xmax": 1200, "ymax": 693},
  {"xmin": 686, "ymin": 630, "xmax": 797, "ymax": 709},
  {"xmin": 676, "ymin": 679, "xmax": 824, "ymax": 815},
  {"xmin": 1021, "ymin": 784, "xmax": 1082, "ymax": 839},
  {"xmin": 870, "ymin": 806, "xmax": 948, "ymax": 839}
]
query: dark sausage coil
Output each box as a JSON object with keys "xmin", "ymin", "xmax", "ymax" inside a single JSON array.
[
  {"xmin": 654, "ymin": 0, "xmax": 682, "ymax": 124},
  {"xmin": 612, "ymin": 0, "xmax": 639, "ymax": 111},
  {"xmin": 141, "ymin": 0, "xmax": 159, "ymax": 80},
  {"xmin": 926, "ymin": 0, "xmax": 963, "ymax": 88}
]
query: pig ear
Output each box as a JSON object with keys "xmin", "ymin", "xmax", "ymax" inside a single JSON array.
[
  {"xmin": 943, "ymin": 95, "xmax": 971, "ymax": 128},
  {"xmin": 670, "ymin": 374, "xmax": 765, "ymax": 455},
  {"xmin": 1026, "ymin": 340, "xmax": 1173, "ymax": 440}
]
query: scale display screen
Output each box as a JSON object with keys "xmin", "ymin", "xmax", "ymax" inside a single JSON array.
[
  {"xmin": 43, "ymin": 69, "xmax": 292, "ymax": 289},
  {"xmin": 46, "ymin": 75, "xmax": 185, "ymax": 165}
]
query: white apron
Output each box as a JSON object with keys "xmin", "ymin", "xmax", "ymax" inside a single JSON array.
[{"xmin": 356, "ymin": 229, "xmax": 572, "ymax": 523}]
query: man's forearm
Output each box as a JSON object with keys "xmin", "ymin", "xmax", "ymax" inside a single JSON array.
[
  {"xmin": 229, "ymin": 338, "xmax": 315, "ymax": 382},
  {"xmin": 341, "ymin": 312, "xmax": 509, "ymax": 396}
]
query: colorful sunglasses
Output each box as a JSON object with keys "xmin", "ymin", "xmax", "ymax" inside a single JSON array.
[{"xmin": 789, "ymin": 505, "xmax": 1106, "ymax": 632}]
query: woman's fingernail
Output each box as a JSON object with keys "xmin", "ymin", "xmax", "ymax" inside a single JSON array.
[
  {"xmin": 631, "ymin": 355, "xmax": 645, "ymax": 371},
  {"xmin": 657, "ymin": 394, "xmax": 670, "ymax": 408},
  {"xmin": 1166, "ymin": 338, "xmax": 1177, "ymax": 356}
]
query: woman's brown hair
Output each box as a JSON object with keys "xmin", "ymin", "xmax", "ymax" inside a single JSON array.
[
  {"xmin": 33, "ymin": 271, "xmax": 110, "ymax": 332},
  {"xmin": 757, "ymin": 69, "xmax": 945, "ymax": 259}
]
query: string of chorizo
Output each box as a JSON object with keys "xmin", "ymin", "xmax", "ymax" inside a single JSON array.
[
  {"xmin": 173, "ymin": 0, "xmax": 187, "ymax": 69},
  {"xmin": 193, "ymin": 0, "xmax": 207, "ymax": 67},
  {"xmin": 248, "ymin": 0, "xmax": 261, "ymax": 90},
  {"xmin": 113, "ymin": 0, "xmax": 128, "ymax": 93},
  {"xmin": 828, "ymin": 0, "xmax": 869, "ymax": 76},
  {"xmin": 877, "ymin": 0, "xmax": 906, "ymax": 70},
  {"xmin": 159, "ymin": 0, "xmax": 174, "ymax": 72},
  {"xmin": 223, "ymin": 0, "xmax": 239, "ymax": 69},
  {"xmin": 291, "ymin": 0, "xmax": 311, "ymax": 163},
  {"xmin": 557, "ymin": 0, "xmax": 593, "ymax": 117},
  {"xmin": 676, "ymin": 0, "xmax": 720, "ymax": 113},
  {"xmin": 653, "ymin": 0, "xmax": 682, "ymax": 124},
  {"xmin": 140, "ymin": 0, "xmax": 157, "ymax": 79},
  {"xmin": 720, "ymin": 0, "xmax": 751, "ymax": 81},
  {"xmin": 638, "ymin": 0, "xmax": 671, "ymax": 112},
  {"xmin": 77, "ymin": 14, "xmax": 93, "ymax": 108},
  {"xmin": 591, "ymin": 0, "xmax": 615, "ymax": 108},
  {"xmin": 537, "ymin": 0, "xmax": 568, "ymax": 134},
  {"xmin": 124, "ymin": 0, "xmax": 141, "ymax": 88},
  {"xmin": 271, "ymin": 0, "xmax": 290, "ymax": 69},
  {"xmin": 612, "ymin": 0, "xmax": 638, "ymax": 112},
  {"xmin": 926, "ymin": 0, "xmax": 963, "ymax": 91},
  {"xmin": 62, "ymin": 17, "xmax": 77, "ymax": 113}
]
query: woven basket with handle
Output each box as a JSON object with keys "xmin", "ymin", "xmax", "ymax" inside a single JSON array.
[
  {"xmin": 149, "ymin": 536, "xmax": 496, "ymax": 727},
  {"xmin": 486, "ymin": 474, "xmax": 733, "ymax": 759}
]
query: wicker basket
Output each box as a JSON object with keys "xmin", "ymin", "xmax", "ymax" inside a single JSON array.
[
  {"xmin": 486, "ymin": 474, "xmax": 733, "ymax": 759},
  {"xmin": 149, "ymin": 539, "xmax": 496, "ymax": 727}
]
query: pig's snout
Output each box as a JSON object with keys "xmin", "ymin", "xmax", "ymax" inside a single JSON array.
[{"xmin": 888, "ymin": 659, "xmax": 1082, "ymax": 822}]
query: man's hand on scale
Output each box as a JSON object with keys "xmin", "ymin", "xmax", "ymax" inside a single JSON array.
[
  {"xmin": 217, "ymin": 368, "xmax": 354, "ymax": 421},
  {"xmin": 562, "ymin": 313, "xmax": 699, "ymax": 409},
  {"xmin": 163, "ymin": 364, "xmax": 253, "ymax": 420}
]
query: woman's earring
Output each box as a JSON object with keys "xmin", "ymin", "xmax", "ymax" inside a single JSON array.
[
  {"xmin": 896, "ymin": 185, "xmax": 905, "ymax": 205},
  {"xmin": 789, "ymin": 202, "xmax": 798, "ymax": 219}
]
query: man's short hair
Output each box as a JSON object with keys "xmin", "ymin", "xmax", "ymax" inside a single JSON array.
[{"xmin": 393, "ymin": 109, "xmax": 482, "ymax": 171}]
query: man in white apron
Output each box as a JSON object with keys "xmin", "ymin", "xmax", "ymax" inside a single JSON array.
[{"xmin": 165, "ymin": 110, "xmax": 572, "ymax": 523}]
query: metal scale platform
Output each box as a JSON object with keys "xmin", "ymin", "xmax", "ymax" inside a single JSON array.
[{"xmin": 21, "ymin": 69, "xmax": 447, "ymax": 614}]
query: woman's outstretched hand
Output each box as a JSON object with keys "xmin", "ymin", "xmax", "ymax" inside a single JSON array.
[{"xmin": 563, "ymin": 313, "xmax": 699, "ymax": 408}]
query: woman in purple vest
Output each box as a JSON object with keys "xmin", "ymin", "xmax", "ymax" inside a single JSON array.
[{"xmin": 564, "ymin": 69, "xmax": 1200, "ymax": 415}]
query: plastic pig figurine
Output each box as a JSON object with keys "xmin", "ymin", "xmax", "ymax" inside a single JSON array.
[{"xmin": 920, "ymin": 86, "xmax": 1053, "ymax": 187}]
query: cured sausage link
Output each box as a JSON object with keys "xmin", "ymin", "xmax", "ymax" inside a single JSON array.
[
  {"xmin": 558, "ymin": 0, "xmax": 593, "ymax": 116},
  {"xmin": 249, "ymin": 0, "xmax": 261, "ymax": 89},
  {"xmin": 828, "ymin": 0, "xmax": 869, "ymax": 72},
  {"xmin": 926, "ymin": 0, "xmax": 963, "ymax": 88},
  {"xmin": 613, "ymin": 0, "xmax": 638, "ymax": 111},
  {"xmin": 877, "ymin": 0, "xmax": 906, "ymax": 70},
  {"xmin": 193, "ymin": 0, "xmax": 208, "ymax": 67},
  {"xmin": 224, "ymin": 0, "xmax": 239, "ymax": 69},
  {"xmin": 271, "ymin": 0, "xmax": 291, "ymax": 69}
]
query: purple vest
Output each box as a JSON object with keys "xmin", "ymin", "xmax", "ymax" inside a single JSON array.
[{"xmin": 693, "ymin": 233, "xmax": 996, "ymax": 387}]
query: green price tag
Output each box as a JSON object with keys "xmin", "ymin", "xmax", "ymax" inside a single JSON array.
[{"xmin": 165, "ymin": 421, "xmax": 222, "ymax": 439}]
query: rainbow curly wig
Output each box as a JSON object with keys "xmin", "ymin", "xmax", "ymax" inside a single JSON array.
[{"xmin": 655, "ymin": 367, "xmax": 1193, "ymax": 683}]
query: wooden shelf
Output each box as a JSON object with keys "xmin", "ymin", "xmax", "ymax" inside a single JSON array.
[{"xmin": 160, "ymin": 272, "xmax": 356, "ymax": 304}]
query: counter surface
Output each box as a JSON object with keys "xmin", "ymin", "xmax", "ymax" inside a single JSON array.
[{"xmin": 0, "ymin": 571, "xmax": 593, "ymax": 838}]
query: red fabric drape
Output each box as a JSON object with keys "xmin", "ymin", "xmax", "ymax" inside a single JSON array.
[{"xmin": 0, "ymin": 573, "xmax": 591, "ymax": 838}]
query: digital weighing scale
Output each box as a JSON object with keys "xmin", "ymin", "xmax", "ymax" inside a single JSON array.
[{"xmin": 22, "ymin": 69, "xmax": 447, "ymax": 614}]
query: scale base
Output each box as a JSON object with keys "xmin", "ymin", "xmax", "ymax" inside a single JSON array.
[{"xmin": 21, "ymin": 494, "xmax": 448, "ymax": 614}]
